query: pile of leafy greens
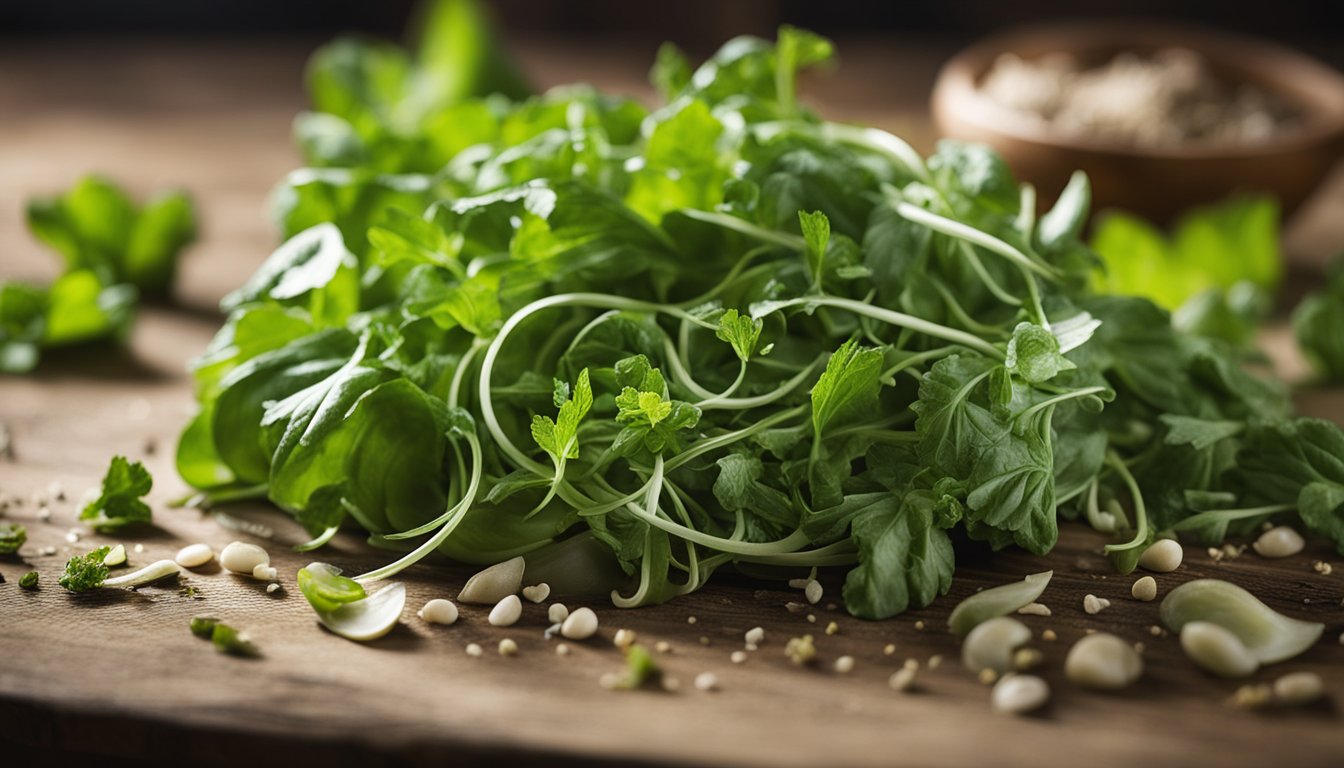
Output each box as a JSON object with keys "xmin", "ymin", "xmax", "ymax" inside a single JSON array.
[
  {"xmin": 0, "ymin": 176, "xmax": 196, "ymax": 372},
  {"xmin": 175, "ymin": 4, "xmax": 1344, "ymax": 619}
]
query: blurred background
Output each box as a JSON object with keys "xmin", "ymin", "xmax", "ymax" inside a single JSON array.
[{"xmin": 1, "ymin": 0, "xmax": 1341, "ymax": 314}]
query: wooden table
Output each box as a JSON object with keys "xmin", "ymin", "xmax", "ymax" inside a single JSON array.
[{"xmin": 3, "ymin": 37, "xmax": 1343, "ymax": 767}]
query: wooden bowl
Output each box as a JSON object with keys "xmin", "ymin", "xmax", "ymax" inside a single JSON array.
[{"xmin": 931, "ymin": 22, "xmax": 1344, "ymax": 222}]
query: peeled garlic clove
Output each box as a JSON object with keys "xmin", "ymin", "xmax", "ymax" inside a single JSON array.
[
  {"xmin": 962, "ymin": 617, "xmax": 1032, "ymax": 674},
  {"xmin": 458, "ymin": 556, "xmax": 524, "ymax": 604},
  {"xmin": 1180, "ymin": 621, "xmax": 1259, "ymax": 678},
  {"xmin": 948, "ymin": 571, "xmax": 1052, "ymax": 636},
  {"xmin": 1064, "ymin": 633, "xmax": 1143, "ymax": 690},
  {"xmin": 1160, "ymin": 579, "xmax": 1323, "ymax": 665},
  {"xmin": 1252, "ymin": 526, "xmax": 1305, "ymax": 558}
]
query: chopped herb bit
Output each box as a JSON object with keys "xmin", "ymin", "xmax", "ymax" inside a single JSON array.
[
  {"xmin": 0, "ymin": 522, "xmax": 26, "ymax": 555},
  {"xmin": 19, "ymin": 570, "xmax": 40, "ymax": 589},
  {"xmin": 57, "ymin": 546, "xmax": 111, "ymax": 592},
  {"xmin": 190, "ymin": 616, "xmax": 221, "ymax": 639}
]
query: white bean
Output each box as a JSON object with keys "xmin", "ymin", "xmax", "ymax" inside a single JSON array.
[
  {"xmin": 174, "ymin": 543, "xmax": 214, "ymax": 569},
  {"xmin": 418, "ymin": 598, "xmax": 459, "ymax": 625},
  {"xmin": 1180, "ymin": 621, "xmax": 1258, "ymax": 678},
  {"xmin": 1138, "ymin": 539, "xmax": 1183, "ymax": 572},
  {"xmin": 1064, "ymin": 633, "xmax": 1143, "ymax": 690},
  {"xmin": 252, "ymin": 564, "xmax": 279, "ymax": 582},
  {"xmin": 1253, "ymin": 526, "xmax": 1305, "ymax": 559},
  {"xmin": 694, "ymin": 672, "xmax": 719, "ymax": 691},
  {"xmin": 560, "ymin": 607, "xmax": 599, "ymax": 640},
  {"xmin": 991, "ymin": 674, "xmax": 1050, "ymax": 715},
  {"xmin": 219, "ymin": 541, "xmax": 269, "ymax": 575},
  {"xmin": 488, "ymin": 594, "xmax": 522, "ymax": 627}
]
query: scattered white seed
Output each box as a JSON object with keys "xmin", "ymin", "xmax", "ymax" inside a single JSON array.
[
  {"xmin": 914, "ymin": 620, "xmax": 925, "ymax": 631},
  {"xmin": 555, "ymin": 643, "xmax": 570, "ymax": 656},
  {"xmin": 992, "ymin": 674, "xmax": 1050, "ymax": 715},
  {"xmin": 1017, "ymin": 602, "xmax": 1052, "ymax": 617},
  {"xmin": 560, "ymin": 607, "xmax": 599, "ymax": 640},
  {"xmin": 219, "ymin": 541, "xmax": 270, "ymax": 575},
  {"xmin": 102, "ymin": 543, "xmax": 126, "ymax": 566},
  {"xmin": 978, "ymin": 668, "xmax": 1000, "ymax": 685},
  {"xmin": 266, "ymin": 583, "xmax": 281, "ymax": 594},
  {"xmin": 962, "ymin": 617, "xmax": 1032, "ymax": 674},
  {"xmin": 928, "ymin": 654, "xmax": 943, "ymax": 670},
  {"xmin": 458, "ymin": 556, "xmax": 525, "ymax": 604},
  {"xmin": 1273, "ymin": 672, "xmax": 1325, "ymax": 705},
  {"xmin": 39, "ymin": 546, "xmax": 57, "ymax": 556},
  {"xmin": 613, "ymin": 628, "xmax": 637, "ymax": 649},
  {"xmin": 1231, "ymin": 683, "xmax": 1274, "ymax": 710},
  {"xmin": 889, "ymin": 666, "xmax": 917, "ymax": 692},
  {"xmin": 1138, "ymin": 539, "xmax": 1183, "ymax": 572},
  {"xmin": 64, "ymin": 531, "xmax": 80, "ymax": 544},
  {"xmin": 488, "ymin": 594, "xmax": 523, "ymax": 627},
  {"xmin": 730, "ymin": 650, "xmax": 748, "ymax": 664},
  {"xmin": 38, "ymin": 507, "xmax": 52, "ymax": 522},
  {"xmin": 661, "ymin": 676, "xmax": 681, "ymax": 692},
  {"xmin": 655, "ymin": 640, "xmax": 671, "ymax": 654},
  {"xmin": 784, "ymin": 635, "xmax": 816, "ymax": 665},
  {"xmin": 1131, "ymin": 576, "xmax": 1158, "ymax": 602},
  {"xmin": 498, "ymin": 638, "xmax": 518, "ymax": 656},
  {"xmin": 834, "ymin": 655, "xmax": 855, "ymax": 674},
  {"xmin": 825, "ymin": 621, "xmax": 839, "ymax": 636},
  {"xmin": 1313, "ymin": 560, "xmax": 1333, "ymax": 575},
  {"xmin": 1065, "ymin": 633, "xmax": 1144, "ymax": 690},
  {"xmin": 174, "ymin": 543, "xmax": 214, "ymax": 568},
  {"xmin": 252, "ymin": 564, "xmax": 279, "ymax": 582},
  {"xmin": 599, "ymin": 672, "xmax": 621, "ymax": 690},
  {"xmin": 1083, "ymin": 594, "xmax": 1111, "ymax": 615},
  {"xmin": 806, "ymin": 614, "xmax": 816, "ymax": 624},
  {"xmin": 521, "ymin": 583, "xmax": 551, "ymax": 603},
  {"xmin": 694, "ymin": 672, "xmax": 719, "ymax": 692},
  {"xmin": 1253, "ymin": 526, "xmax": 1304, "ymax": 558},
  {"xmin": 883, "ymin": 643, "xmax": 896, "ymax": 656},
  {"xmin": 548, "ymin": 603, "xmax": 569, "ymax": 624},
  {"xmin": 745, "ymin": 626, "xmax": 765, "ymax": 646},
  {"xmin": 418, "ymin": 598, "xmax": 459, "ymax": 625},
  {"xmin": 133, "ymin": 543, "xmax": 145, "ymax": 554},
  {"xmin": 904, "ymin": 658, "xmax": 919, "ymax": 671},
  {"xmin": 1179, "ymin": 621, "xmax": 1258, "ymax": 678},
  {"xmin": 465, "ymin": 643, "xmax": 483, "ymax": 657},
  {"xmin": 1012, "ymin": 648, "xmax": 1044, "ymax": 671},
  {"xmin": 804, "ymin": 579, "xmax": 823, "ymax": 605},
  {"xmin": 784, "ymin": 601, "xmax": 808, "ymax": 614},
  {"xmin": 1041, "ymin": 629, "xmax": 1057, "ymax": 642},
  {"xmin": 687, "ymin": 615, "xmax": 697, "ymax": 624}
]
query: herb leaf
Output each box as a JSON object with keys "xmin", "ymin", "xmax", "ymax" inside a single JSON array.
[{"xmin": 80, "ymin": 456, "xmax": 154, "ymax": 532}]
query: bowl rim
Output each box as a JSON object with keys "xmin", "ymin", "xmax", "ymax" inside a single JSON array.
[{"xmin": 932, "ymin": 19, "xmax": 1344, "ymax": 160}]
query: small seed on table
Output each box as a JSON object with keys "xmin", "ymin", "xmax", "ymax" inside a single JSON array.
[
  {"xmin": 1139, "ymin": 539, "xmax": 1183, "ymax": 572},
  {"xmin": 1252, "ymin": 526, "xmax": 1304, "ymax": 558},
  {"xmin": 1131, "ymin": 576, "xmax": 1158, "ymax": 602},
  {"xmin": 992, "ymin": 674, "xmax": 1050, "ymax": 715},
  {"xmin": 560, "ymin": 607, "xmax": 599, "ymax": 640}
]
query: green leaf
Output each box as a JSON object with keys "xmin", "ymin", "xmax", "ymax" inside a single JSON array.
[
  {"xmin": 222, "ymin": 223, "xmax": 360, "ymax": 327},
  {"xmin": 811, "ymin": 339, "xmax": 884, "ymax": 438},
  {"xmin": 911, "ymin": 355, "xmax": 1001, "ymax": 478},
  {"xmin": 532, "ymin": 368, "xmax": 593, "ymax": 462},
  {"xmin": 798, "ymin": 209, "xmax": 830, "ymax": 287},
  {"xmin": 714, "ymin": 309, "xmax": 763, "ymax": 363},
  {"xmin": 842, "ymin": 492, "xmax": 955, "ymax": 619},
  {"xmin": 1294, "ymin": 257, "xmax": 1344, "ymax": 381},
  {"xmin": 80, "ymin": 456, "xmax": 154, "ymax": 532},
  {"xmin": 1236, "ymin": 418, "xmax": 1344, "ymax": 554},
  {"xmin": 1005, "ymin": 322, "xmax": 1075, "ymax": 384},
  {"xmin": 1160, "ymin": 414, "xmax": 1244, "ymax": 450}
]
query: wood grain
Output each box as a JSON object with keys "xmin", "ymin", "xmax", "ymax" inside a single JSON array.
[{"xmin": 2, "ymin": 36, "xmax": 1343, "ymax": 768}]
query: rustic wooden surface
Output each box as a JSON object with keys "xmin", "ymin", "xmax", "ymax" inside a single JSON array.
[{"xmin": 2, "ymin": 37, "xmax": 1344, "ymax": 768}]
